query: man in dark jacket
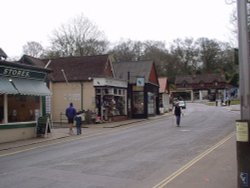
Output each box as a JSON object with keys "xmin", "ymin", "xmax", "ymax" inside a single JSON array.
[
  {"xmin": 66, "ymin": 103, "xmax": 76, "ymax": 135},
  {"xmin": 174, "ymin": 102, "xmax": 182, "ymax": 127}
]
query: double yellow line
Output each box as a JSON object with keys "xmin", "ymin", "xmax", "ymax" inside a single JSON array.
[{"xmin": 152, "ymin": 132, "xmax": 235, "ymax": 188}]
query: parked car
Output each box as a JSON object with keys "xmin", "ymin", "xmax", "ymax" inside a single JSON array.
[{"xmin": 178, "ymin": 100, "xmax": 186, "ymax": 109}]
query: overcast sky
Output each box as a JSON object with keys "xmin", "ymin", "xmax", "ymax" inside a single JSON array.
[{"xmin": 0, "ymin": 0, "xmax": 236, "ymax": 58}]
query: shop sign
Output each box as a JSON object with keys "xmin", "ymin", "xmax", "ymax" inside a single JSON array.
[
  {"xmin": 93, "ymin": 78, "xmax": 127, "ymax": 88},
  {"xmin": 136, "ymin": 77, "xmax": 145, "ymax": 87},
  {"xmin": 133, "ymin": 86, "xmax": 144, "ymax": 91},
  {"xmin": 0, "ymin": 65, "xmax": 46, "ymax": 80}
]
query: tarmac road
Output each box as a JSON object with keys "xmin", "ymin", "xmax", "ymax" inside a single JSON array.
[{"xmin": 0, "ymin": 103, "xmax": 240, "ymax": 188}]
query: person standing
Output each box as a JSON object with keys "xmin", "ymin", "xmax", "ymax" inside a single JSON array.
[
  {"xmin": 65, "ymin": 103, "xmax": 76, "ymax": 135},
  {"xmin": 174, "ymin": 102, "xmax": 182, "ymax": 127},
  {"xmin": 74, "ymin": 111, "xmax": 82, "ymax": 135}
]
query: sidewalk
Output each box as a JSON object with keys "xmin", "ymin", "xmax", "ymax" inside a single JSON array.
[
  {"xmin": 0, "ymin": 112, "xmax": 172, "ymax": 151},
  {"xmin": 0, "ymin": 118, "xmax": 148, "ymax": 151}
]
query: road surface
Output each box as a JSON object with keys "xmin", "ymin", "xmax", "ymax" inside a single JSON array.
[{"xmin": 0, "ymin": 103, "xmax": 239, "ymax": 188}]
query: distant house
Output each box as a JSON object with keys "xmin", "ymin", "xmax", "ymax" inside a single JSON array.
[
  {"xmin": 158, "ymin": 77, "xmax": 170, "ymax": 113},
  {"xmin": 114, "ymin": 60, "xmax": 160, "ymax": 118},
  {"xmin": 175, "ymin": 74, "xmax": 229, "ymax": 101}
]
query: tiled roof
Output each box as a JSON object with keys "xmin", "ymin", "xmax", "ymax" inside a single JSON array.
[
  {"xmin": 19, "ymin": 55, "xmax": 46, "ymax": 68},
  {"xmin": 113, "ymin": 61, "xmax": 153, "ymax": 84},
  {"xmin": 175, "ymin": 74, "xmax": 226, "ymax": 84},
  {"xmin": 0, "ymin": 48, "xmax": 7, "ymax": 59},
  {"xmin": 0, "ymin": 60, "xmax": 51, "ymax": 73},
  {"xmin": 43, "ymin": 54, "xmax": 114, "ymax": 82},
  {"xmin": 158, "ymin": 77, "xmax": 169, "ymax": 93}
]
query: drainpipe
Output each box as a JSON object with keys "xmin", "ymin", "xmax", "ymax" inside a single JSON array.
[
  {"xmin": 3, "ymin": 94, "xmax": 7, "ymax": 124},
  {"xmin": 81, "ymin": 82, "xmax": 83, "ymax": 111}
]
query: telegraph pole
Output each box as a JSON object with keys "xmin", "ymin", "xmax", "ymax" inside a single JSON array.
[{"xmin": 237, "ymin": 0, "xmax": 250, "ymax": 187}]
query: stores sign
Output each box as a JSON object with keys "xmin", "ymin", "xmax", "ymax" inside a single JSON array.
[
  {"xmin": 0, "ymin": 66, "xmax": 46, "ymax": 80},
  {"xmin": 3, "ymin": 68, "xmax": 30, "ymax": 78}
]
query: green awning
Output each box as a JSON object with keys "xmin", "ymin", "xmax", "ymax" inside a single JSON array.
[
  {"xmin": 0, "ymin": 77, "xmax": 19, "ymax": 94},
  {"xmin": 10, "ymin": 78, "xmax": 51, "ymax": 96}
]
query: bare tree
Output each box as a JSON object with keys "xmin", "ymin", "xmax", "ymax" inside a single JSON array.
[
  {"xmin": 49, "ymin": 14, "xmax": 108, "ymax": 57},
  {"xmin": 170, "ymin": 38, "xmax": 199, "ymax": 75},
  {"xmin": 109, "ymin": 40, "xmax": 144, "ymax": 62},
  {"xmin": 22, "ymin": 41, "xmax": 44, "ymax": 58}
]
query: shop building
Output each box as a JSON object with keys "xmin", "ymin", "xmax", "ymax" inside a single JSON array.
[
  {"xmin": 114, "ymin": 61, "xmax": 160, "ymax": 119},
  {"xmin": 25, "ymin": 54, "xmax": 128, "ymax": 123},
  {"xmin": 0, "ymin": 52, "xmax": 51, "ymax": 143},
  {"xmin": 93, "ymin": 77, "xmax": 127, "ymax": 122}
]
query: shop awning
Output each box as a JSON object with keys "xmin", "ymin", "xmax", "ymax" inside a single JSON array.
[
  {"xmin": 0, "ymin": 77, "xmax": 19, "ymax": 94},
  {"xmin": 11, "ymin": 78, "xmax": 51, "ymax": 96}
]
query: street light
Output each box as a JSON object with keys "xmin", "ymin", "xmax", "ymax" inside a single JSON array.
[
  {"xmin": 8, "ymin": 79, "xmax": 19, "ymax": 93},
  {"xmin": 236, "ymin": 0, "xmax": 250, "ymax": 187},
  {"xmin": 61, "ymin": 69, "xmax": 68, "ymax": 85}
]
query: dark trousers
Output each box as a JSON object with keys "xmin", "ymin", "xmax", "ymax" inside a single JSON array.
[
  {"xmin": 176, "ymin": 115, "xmax": 181, "ymax": 126},
  {"xmin": 76, "ymin": 125, "xmax": 82, "ymax": 135}
]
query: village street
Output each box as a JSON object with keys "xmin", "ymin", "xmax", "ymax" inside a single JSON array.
[{"xmin": 0, "ymin": 103, "xmax": 239, "ymax": 188}]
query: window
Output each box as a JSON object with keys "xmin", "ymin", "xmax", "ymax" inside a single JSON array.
[
  {"xmin": 133, "ymin": 92, "xmax": 144, "ymax": 114},
  {"xmin": 96, "ymin": 89, "xmax": 101, "ymax": 94},
  {"xmin": 8, "ymin": 95, "xmax": 40, "ymax": 122},
  {"xmin": 0, "ymin": 95, "xmax": 3, "ymax": 124},
  {"xmin": 182, "ymin": 81, "xmax": 187, "ymax": 87}
]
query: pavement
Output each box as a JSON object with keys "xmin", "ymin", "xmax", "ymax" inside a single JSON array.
[
  {"xmin": 0, "ymin": 118, "xmax": 149, "ymax": 151},
  {"xmin": 0, "ymin": 106, "xmax": 239, "ymax": 188}
]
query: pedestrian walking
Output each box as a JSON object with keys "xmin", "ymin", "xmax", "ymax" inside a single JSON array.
[
  {"xmin": 65, "ymin": 103, "xmax": 76, "ymax": 135},
  {"xmin": 74, "ymin": 111, "xmax": 82, "ymax": 135},
  {"xmin": 174, "ymin": 102, "xmax": 182, "ymax": 127}
]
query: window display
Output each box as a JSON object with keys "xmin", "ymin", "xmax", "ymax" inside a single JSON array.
[
  {"xmin": 148, "ymin": 92, "xmax": 155, "ymax": 115},
  {"xmin": 7, "ymin": 95, "xmax": 40, "ymax": 122},
  {"xmin": 95, "ymin": 87, "xmax": 126, "ymax": 120},
  {"xmin": 133, "ymin": 92, "xmax": 144, "ymax": 114}
]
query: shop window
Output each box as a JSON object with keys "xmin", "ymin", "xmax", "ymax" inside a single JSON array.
[
  {"xmin": 118, "ymin": 89, "xmax": 122, "ymax": 95},
  {"xmin": 133, "ymin": 92, "xmax": 144, "ymax": 114},
  {"xmin": 105, "ymin": 89, "xmax": 108, "ymax": 94},
  {"xmin": 96, "ymin": 89, "xmax": 101, "ymax": 94},
  {"xmin": 114, "ymin": 96, "xmax": 125, "ymax": 115},
  {"xmin": 8, "ymin": 95, "xmax": 40, "ymax": 122},
  {"xmin": 148, "ymin": 92, "xmax": 155, "ymax": 115},
  {"xmin": 108, "ymin": 88, "xmax": 114, "ymax": 94},
  {"xmin": 0, "ymin": 95, "xmax": 3, "ymax": 124}
]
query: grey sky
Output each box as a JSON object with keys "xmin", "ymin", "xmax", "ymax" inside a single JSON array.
[{"xmin": 0, "ymin": 0, "xmax": 235, "ymax": 58}]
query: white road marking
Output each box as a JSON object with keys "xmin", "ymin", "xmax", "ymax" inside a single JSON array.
[{"xmin": 152, "ymin": 132, "xmax": 235, "ymax": 188}]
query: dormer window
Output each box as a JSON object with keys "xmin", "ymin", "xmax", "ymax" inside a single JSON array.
[
  {"xmin": 200, "ymin": 81, "xmax": 204, "ymax": 87},
  {"xmin": 182, "ymin": 81, "xmax": 187, "ymax": 87}
]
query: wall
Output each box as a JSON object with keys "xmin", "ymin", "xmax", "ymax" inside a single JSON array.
[
  {"xmin": 51, "ymin": 81, "xmax": 95, "ymax": 123},
  {"xmin": 162, "ymin": 93, "xmax": 170, "ymax": 112},
  {"xmin": 0, "ymin": 123, "xmax": 36, "ymax": 143}
]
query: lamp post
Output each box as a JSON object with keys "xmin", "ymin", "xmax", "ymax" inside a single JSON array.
[{"xmin": 236, "ymin": 0, "xmax": 250, "ymax": 187}]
